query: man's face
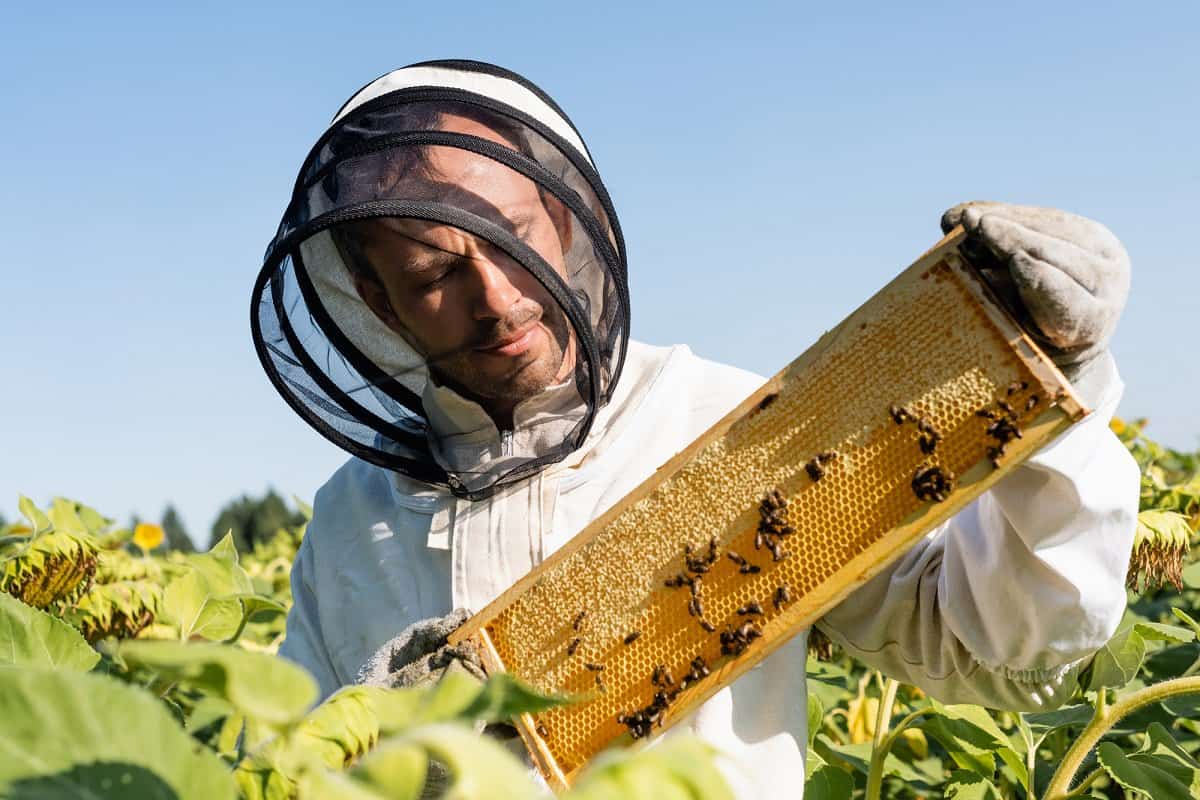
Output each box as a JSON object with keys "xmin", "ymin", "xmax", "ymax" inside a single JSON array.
[{"xmin": 348, "ymin": 114, "xmax": 577, "ymax": 418}]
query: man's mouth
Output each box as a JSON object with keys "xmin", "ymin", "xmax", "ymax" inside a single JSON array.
[{"xmin": 474, "ymin": 324, "xmax": 541, "ymax": 357}]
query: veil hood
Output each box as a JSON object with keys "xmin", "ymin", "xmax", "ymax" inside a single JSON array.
[{"xmin": 251, "ymin": 60, "xmax": 629, "ymax": 499}]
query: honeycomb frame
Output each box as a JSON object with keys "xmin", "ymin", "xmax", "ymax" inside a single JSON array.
[{"xmin": 449, "ymin": 228, "xmax": 1088, "ymax": 789}]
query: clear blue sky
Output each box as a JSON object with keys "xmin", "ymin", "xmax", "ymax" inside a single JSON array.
[{"xmin": 3, "ymin": 1, "xmax": 1197, "ymax": 546}]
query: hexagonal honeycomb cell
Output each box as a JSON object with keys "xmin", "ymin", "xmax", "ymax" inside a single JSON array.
[{"xmin": 449, "ymin": 229, "xmax": 1087, "ymax": 789}]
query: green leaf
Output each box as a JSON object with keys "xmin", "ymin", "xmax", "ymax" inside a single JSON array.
[
  {"xmin": 190, "ymin": 533, "xmax": 255, "ymax": 595},
  {"xmin": 298, "ymin": 769, "xmax": 388, "ymax": 799},
  {"xmin": 0, "ymin": 666, "xmax": 235, "ymax": 799},
  {"xmin": 459, "ymin": 672, "xmax": 571, "ymax": 723},
  {"xmin": 918, "ymin": 703, "xmax": 1014, "ymax": 778},
  {"xmin": 0, "ymin": 591, "xmax": 99, "ymax": 670},
  {"xmin": 803, "ymin": 764, "xmax": 853, "ymax": 800},
  {"xmin": 1132, "ymin": 620, "xmax": 1195, "ymax": 644},
  {"xmin": 409, "ymin": 667, "xmax": 486, "ymax": 723},
  {"xmin": 359, "ymin": 723, "xmax": 541, "ymax": 800},
  {"xmin": 1097, "ymin": 740, "xmax": 1198, "ymax": 798},
  {"xmin": 117, "ymin": 640, "xmax": 317, "ymax": 726},
  {"xmin": 807, "ymin": 693, "xmax": 824, "ymax": 747},
  {"xmin": 1083, "ymin": 626, "xmax": 1146, "ymax": 691},
  {"xmin": 17, "ymin": 495, "xmax": 50, "ymax": 534},
  {"xmin": 350, "ymin": 744, "xmax": 427, "ymax": 800},
  {"xmin": 48, "ymin": 498, "xmax": 88, "ymax": 537},
  {"xmin": 1128, "ymin": 723, "xmax": 1200, "ymax": 789},
  {"xmin": 75, "ymin": 502, "xmax": 111, "ymax": 534},
  {"xmin": 817, "ymin": 739, "xmax": 933, "ymax": 784},
  {"xmin": 237, "ymin": 594, "xmax": 288, "ymax": 621},
  {"xmin": 944, "ymin": 770, "xmax": 1001, "ymax": 799},
  {"xmin": 1183, "ymin": 560, "xmax": 1200, "ymax": 589},
  {"xmin": 565, "ymin": 735, "xmax": 733, "ymax": 800},
  {"xmin": 237, "ymin": 684, "xmax": 398, "ymax": 800},
  {"xmin": 1172, "ymin": 607, "xmax": 1200, "ymax": 638},
  {"xmin": 1019, "ymin": 703, "xmax": 1094, "ymax": 755},
  {"xmin": 161, "ymin": 570, "xmax": 245, "ymax": 640}
]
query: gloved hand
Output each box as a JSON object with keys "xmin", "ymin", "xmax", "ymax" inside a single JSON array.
[
  {"xmin": 355, "ymin": 608, "xmax": 486, "ymax": 689},
  {"xmin": 940, "ymin": 201, "xmax": 1130, "ymax": 383}
]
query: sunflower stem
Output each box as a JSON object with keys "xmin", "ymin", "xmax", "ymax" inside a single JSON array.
[
  {"xmin": 865, "ymin": 677, "xmax": 900, "ymax": 800},
  {"xmin": 1043, "ymin": 675, "xmax": 1200, "ymax": 799}
]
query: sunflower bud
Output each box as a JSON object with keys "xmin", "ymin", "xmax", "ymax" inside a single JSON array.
[
  {"xmin": 1, "ymin": 530, "xmax": 98, "ymax": 609},
  {"xmin": 1127, "ymin": 510, "xmax": 1192, "ymax": 593}
]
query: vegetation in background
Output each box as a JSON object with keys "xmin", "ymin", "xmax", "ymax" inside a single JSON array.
[
  {"xmin": 162, "ymin": 504, "xmax": 196, "ymax": 553},
  {"xmin": 1, "ymin": 418, "xmax": 1197, "ymax": 798},
  {"xmin": 209, "ymin": 489, "xmax": 308, "ymax": 553}
]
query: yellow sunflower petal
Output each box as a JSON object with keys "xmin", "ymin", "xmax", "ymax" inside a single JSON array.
[{"xmin": 133, "ymin": 523, "xmax": 165, "ymax": 552}]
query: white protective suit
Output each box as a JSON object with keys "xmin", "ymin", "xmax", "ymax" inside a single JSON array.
[{"xmin": 280, "ymin": 337, "xmax": 1140, "ymax": 797}]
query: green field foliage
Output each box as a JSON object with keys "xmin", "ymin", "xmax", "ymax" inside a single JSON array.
[{"xmin": 1, "ymin": 417, "xmax": 1197, "ymax": 798}]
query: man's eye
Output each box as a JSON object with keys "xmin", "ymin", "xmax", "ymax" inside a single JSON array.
[{"xmin": 419, "ymin": 266, "xmax": 455, "ymax": 290}]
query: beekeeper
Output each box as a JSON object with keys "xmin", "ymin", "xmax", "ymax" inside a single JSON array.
[{"xmin": 253, "ymin": 60, "xmax": 1138, "ymax": 797}]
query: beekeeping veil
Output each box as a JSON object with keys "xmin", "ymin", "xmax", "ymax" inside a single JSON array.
[{"xmin": 251, "ymin": 60, "xmax": 629, "ymax": 499}]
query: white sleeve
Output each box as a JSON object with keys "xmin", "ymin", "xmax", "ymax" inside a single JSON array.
[
  {"xmin": 817, "ymin": 353, "xmax": 1140, "ymax": 710},
  {"xmin": 278, "ymin": 531, "xmax": 344, "ymax": 702}
]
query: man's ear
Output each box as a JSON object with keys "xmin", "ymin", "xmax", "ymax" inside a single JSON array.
[{"xmin": 352, "ymin": 273, "xmax": 403, "ymax": 333}]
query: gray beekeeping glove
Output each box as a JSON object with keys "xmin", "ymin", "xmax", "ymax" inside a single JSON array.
[
  {"xmin": 940, "ymin": 201, "xmax": 1130, "ymax": 401},
  {"xmin": 355, "ymin": 608, "xmax": 486, "ymax": 689}
]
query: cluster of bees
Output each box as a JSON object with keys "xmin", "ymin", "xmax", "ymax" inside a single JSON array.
[
  {"xmin": 896, "ymin": 377, "xmax": 1047, "ymax": 504},
  {"xmin": 912, "ymin": 465, "xmax": 955, "ymax": 503},
  {"xmin": 756, "ymin": 489, "xmax": 794, "ymax": 562},
  {"xmin": 617, "ymin": 656, "xmax": 712, "ymax": 740},
  {"xmin": 891, "ymin": 403, "xmax": 956, "ymax": 503},
  {"xmin": 609, "ymin": 491, "xmax": 798, "ymax": 740},
  {"xmin": 977, "ymin": 381, "xmax": 1039, "ymax": 467}
]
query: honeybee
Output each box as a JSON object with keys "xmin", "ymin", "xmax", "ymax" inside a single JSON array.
[
  {"xmin": 624, "ymin": 631, "xmax": 641, "ymax": 645},
  {"xmin": 737, "ymin": 621, "xmax": 763, "ymax": 641},
  {"xmin": 890, "ymin": 404, "xmax": 914, "ymax": 425},
  {"xmin": 573, "ymin": 610, "xmax": 588, "ymax": 631},
  {"xmin": 767, "ymin": 539, "xmax": 789, "ymax": 561},
  {"xmin": 737, "ymin": 601, "xmax": 764, "ymax": 616},
  {"xmin": 774, "ymin": 585, "xmax": 792, "ymax": 610},
  {"xmin": 652, "ymin": 665, "xmax": 673, "ymax": 687},
  {"xmin": 567, "ymin": 637, "xmax": 581, "ymax": 656}
]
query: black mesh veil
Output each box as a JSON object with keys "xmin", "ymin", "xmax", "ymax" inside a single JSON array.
[{"xmin": 251, "ymin": 61, "xmax": 629, "ymax": 499}]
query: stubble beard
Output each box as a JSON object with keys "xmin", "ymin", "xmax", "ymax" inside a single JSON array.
[{"xmin": 427, "ymin": 300, "xmax": 574, "ymax": 411}]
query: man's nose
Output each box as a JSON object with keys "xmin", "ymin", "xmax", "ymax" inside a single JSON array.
[{"xmin": 469, "ymin": 255, "xmax": 525, "ymax": 320}]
